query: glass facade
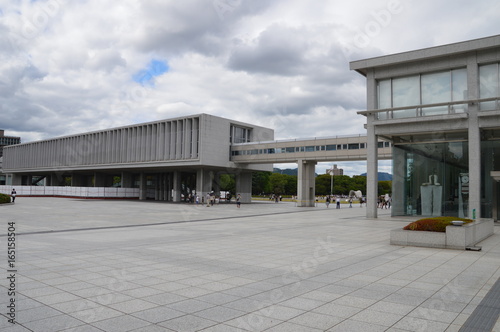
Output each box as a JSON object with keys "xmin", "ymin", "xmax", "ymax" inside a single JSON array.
[
  {"xmin": 393, "ymin": 133, "xmax": 469, "ymax": 217},
  {"xmin": 479, "ymin": 63, "xmax": 500, "ymax": 110},
  {"xmin": 481, "ymin": 130, "xmax": 500, "ymax": 219},
  {"xmin": 377, "ymin": 68, "xmax": 468, "ymax": 119}
]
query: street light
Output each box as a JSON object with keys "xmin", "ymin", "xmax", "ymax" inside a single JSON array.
[{"xmin": 330, "ymin": 165, "xmax": 334, "ymax": 195}]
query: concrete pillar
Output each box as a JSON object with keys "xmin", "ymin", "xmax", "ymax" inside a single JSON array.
[
  {"xmin": 154, "ymin": 174, "xmax": 160, "ymax": 201},
  {"xmin": 235, "ymin": 171, "xmax": 252, "ymax": 203},
  {"xmin": 366, "ymin": 116, "xmax": 378, "ymax": 218},
  {"xmin": 213, "ymin": 173, "xmax": 221, "ymax": 196},
  {"xmin": 467, "ymin": 55, "xmax": 481, "ymax": 219},
  {"xmin": 158, "ymin": 174, "xmax": 164, "ymax": 201},
  {"xmin": 297, "ymin": 160, "xmax": 317, "ymax": 207},
  {"xmin": 11, "ymin": 174, "xmax": 22, "ymax": 186},
  {"xmin": 165, "ymin": 173, "xmax": 172, "ymax": 201},
  {"xmin": 172, "ymin": 171, "xmax": 181, "ymax": 202},
  {"xmin": 139, "ymin": 173, "xmax": 147, "ymax": 200},
  {"xmin": 196, "ymin": 169, "xmax": 214, "ymax": 203},
  {"xmin": 122, "ymin": 172, "xmax": 133, "ymax": 188}
]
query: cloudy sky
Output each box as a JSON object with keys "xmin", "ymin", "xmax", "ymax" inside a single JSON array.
[{"xmin": 1, "ymin": 0, "xmax": 499, "ymax": 175}]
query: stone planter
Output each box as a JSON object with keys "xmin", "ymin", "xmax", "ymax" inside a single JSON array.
[{"xmin": 390, "ymin": 218, "xmax": 494, "ymax": 250}]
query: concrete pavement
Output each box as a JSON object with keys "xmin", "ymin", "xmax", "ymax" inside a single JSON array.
[{"xmin": 0, "ymin": 198, "xmax": 499, "ymax": 331}]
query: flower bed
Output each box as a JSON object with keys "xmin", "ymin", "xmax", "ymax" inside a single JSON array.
[{"xmin": 391, "ymin": 218, "xmax": 494, "ymax": 250}]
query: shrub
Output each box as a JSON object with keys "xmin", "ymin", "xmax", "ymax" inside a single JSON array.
[
  {"xmin": 403, "ymin": 216, "xmax": 473, "ymax": 232},
  {"xmin": 0, "ymin": 193, "xmax": 11, "ymax": 204}
]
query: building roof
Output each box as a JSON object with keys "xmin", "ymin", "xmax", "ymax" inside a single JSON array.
[{"xmin": 350, "ymin": 34, "xmax": 500, "ymax": 76}]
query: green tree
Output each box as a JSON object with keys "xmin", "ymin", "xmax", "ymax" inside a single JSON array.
[
  {"xmin": 378, "ymin": 181, "xmax": 392, "ymax": 195},
  {"xmin": 315, "ymin": 174, "xmax": 332, "ymax": 195},
  {"xmin": 252, "ymin": 171, "xmax": 271, "ymax": 195},
  {"xmin": 220, "ymin": 174, "xmax": 236, "ymax": 193},
  {"xmin": 268, "ymin": 173, "xmax": 287, "ymax": 195},
  {"xmin": 284, "ymin": 174, "xmax": 297, "ymax": 195}
]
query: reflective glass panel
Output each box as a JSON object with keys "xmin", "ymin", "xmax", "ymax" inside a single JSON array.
[
  {"xmin": 392, "ymin": 75, "xmax": 420, "ymax": 107},
  {"xmin": 479, "ymin": 63, "xmax": 499, "ymax": 110},
  {"xmin": 452, "ymin": 68, "xmax": 467, "ymax": 101},
  {"xmin": 421, "ymin": 71, "xmax": 450, "ymax": 104}
]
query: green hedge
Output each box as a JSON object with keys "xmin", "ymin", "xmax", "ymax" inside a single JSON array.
[
  {"xmin": 0, "ymin": 193, "xmax": 11, "ymax": 204},
  {"xmin": 403, "ymin": 216, "xmax": 473, "ymax": 232}
]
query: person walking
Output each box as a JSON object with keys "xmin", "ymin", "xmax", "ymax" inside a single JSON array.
[
  {"xmin": 336, "ymin": 196, "xmax": 341, "ymax": 209},
  {"xmin": 236, "ymin": 194, "xmax": 241, "ymax": 208},
  {"xmin": 325, "ymin": 196, "xmax": 330, "ymax": 208},
  {"xmin": 349, "ymin": 197, "xmax": 353, "ymax": 208},
  {"xmin": 11, "ymin": 188, "xmax": 16, "ymax": 203}
]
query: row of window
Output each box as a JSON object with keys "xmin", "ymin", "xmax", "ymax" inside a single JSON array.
[
  {"xmin": 231, "ymin": 142, "xmax": 390, "ymax": 156},
  {"xmin": 376, "ymin": 63, "xmax": 500, "ymax": 120},
  {"xmin": 0, "ymin": 138, "xmax": 21, "ymax": 145}
]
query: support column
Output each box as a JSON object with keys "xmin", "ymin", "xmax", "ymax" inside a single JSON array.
[
  {"xmin": 366, "ymin": 116, "xmax": 378, "ymax": 218},
  {"xmin": 467, "ymin": 55, "xmax": 481, "ymax": 219},
  {"xmin": 165, "ymin": 173, "xmax": 172, "ymax": 201},
  {"xmin": 297, "ymin": 160, "xmax": 317, "ymax": 207},
  {"xmin": 172, "ymin": 171, "xmax": 181, "ymax": 202},
  {"xmin": 196, "ymin": 169, "xmax": 213, "ymax": 203},
  {"xmin": 121, "ymin": 172, "xmax": 133, "ymax": 188},
  {"xmin": 11, "ymin": 174, "xmax": 22, "ymax": 186},
  {"xmin": 139, "ymin": 173, "xmax": 147, "ymax": 200},
  {"xmin": 235, "ymin": 171, "xmax": 252, "ymax": 203}
]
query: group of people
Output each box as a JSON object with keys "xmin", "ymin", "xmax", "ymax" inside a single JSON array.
[
  {"xmin": 378, "ymin": 194, "xmax": 392, "ymax": 209},
  {"xmin": 325, "ymin": 195, "xmax": 365, "ymax": 208},
  {"xmin": 202, "ymin": 192, "xmax": 242, "ymax": 208}
]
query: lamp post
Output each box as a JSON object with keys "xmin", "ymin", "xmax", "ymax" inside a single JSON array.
[{"xmin": 330, "ymin": 165, "xmax": 334, "ymax": 195}]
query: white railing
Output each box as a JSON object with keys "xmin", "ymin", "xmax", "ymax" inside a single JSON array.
[{"xmin": 0, "ymin": 186, "xmax": 139, "ymax": 198}]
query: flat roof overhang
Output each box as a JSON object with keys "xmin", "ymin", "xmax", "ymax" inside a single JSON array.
[{"xmin": 350, "ymin": 34, "xmax": 500, "ymax": 76}]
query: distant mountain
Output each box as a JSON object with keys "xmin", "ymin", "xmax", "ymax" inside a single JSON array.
[
  {"xmin": 273, "ymin": 168, "xmax": 298, "ymax": 176},
  {"xmin": 359, "ymin": 172, "xmax": 393, "ymax": 181},
  {"xmin": 273, "ymin": 168, "xmax": 319, "ymax": 177}
]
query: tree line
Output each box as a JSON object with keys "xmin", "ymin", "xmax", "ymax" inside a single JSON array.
[{"xmin": 220, "ymin": 172, "xmax": 392, "ymax": 196}]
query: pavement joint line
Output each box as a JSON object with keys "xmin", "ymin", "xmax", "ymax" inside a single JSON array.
[{"xmin": 0, "ymin": 208, "xmax": 326, "ymax": 237}]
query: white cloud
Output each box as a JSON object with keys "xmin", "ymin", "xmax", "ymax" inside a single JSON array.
[{"xmin": 0, "ymin": 0, "xmax": 499, "ymax": 177}]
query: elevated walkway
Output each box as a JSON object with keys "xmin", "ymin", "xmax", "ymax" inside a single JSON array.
[
  {"xmin": 231, "ymin": 135, "xmax": 392, "ymax": 207},
  {"xmin": 231, "ymin": 135, "xmax": 392, "ymax": 164}
]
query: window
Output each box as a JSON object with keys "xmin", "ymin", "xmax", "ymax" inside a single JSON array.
[
  {"xmin": 348, "ymin": 143, "xmax": 359, "ymax": 150},
  {"xmin": 326, "ymin": 145, "xmax": 336, "ymax": 151},
  {"xmin": 305, "ymin": 146, "xmax": 315, "ymax": 152},
  {"xmin": 377, "ymin": 68, "xmax": 467, "ymax": 119},
  {"xmin": 286, "ymin": 147, "xmax": 295, "ymax": 153},
  {"xmin": 231, "ymin": 125, "xmax": 252, "ymax": 143},
  {"xmin": 479, "ymin": 63, "xmax": 500, "ymax": 111}
]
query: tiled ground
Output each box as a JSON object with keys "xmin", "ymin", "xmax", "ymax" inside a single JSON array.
[{"xmin": 1, "ymin": 198, "xmax": 499, "ymax": 331}]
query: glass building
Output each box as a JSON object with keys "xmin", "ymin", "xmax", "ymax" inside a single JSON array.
[{"xmin": 350, "ymin": 35, "xmax": 500, "ymax": 220}]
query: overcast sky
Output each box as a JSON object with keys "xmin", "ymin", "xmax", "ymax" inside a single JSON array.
[{"xmin": 1, "ymin": 0, "xmax": 499, "ymax": 175}]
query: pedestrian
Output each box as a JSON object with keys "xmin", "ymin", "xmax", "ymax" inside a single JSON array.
[
  {"xmin": 336, "ymin": 196, "xmax": 341, "ymax": 209},
  {"xmin": 349, "ymin": 197, "xmax": 353, "ymax": 208},
  {"xmin": 325, "ymin": 196, "xmax": 330, "ymax": 208},
  {"xmin": 236, "ymin": 194, "xmax": 241, "ymax": 208},
  {"xmin": 360, "ymin": 197, "xmax": 363, "ymax": 207},
  {"xmin": 206, "ymin": 193, "xmax": 211, "ymax": 207},
  {"xmin": 195, "ymin": 194, "xmax": 199, "ymax": 205},
  {"xmin": 11, "ymin": 188, "xmax": 16, "ymax": 203}
]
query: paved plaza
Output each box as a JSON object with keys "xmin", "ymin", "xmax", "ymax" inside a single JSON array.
[{"xmin": 1, "ymin": 198, "xmax": 500, "ymax": 331}]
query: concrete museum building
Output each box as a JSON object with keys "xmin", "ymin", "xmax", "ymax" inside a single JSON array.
[
  {"xmin": 1, "ymin": 114, "xmax": 274, "ymax": 203},
  {"xmin": 351, "ymin": 34, "xmax": 500, "ymax": 220}
]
